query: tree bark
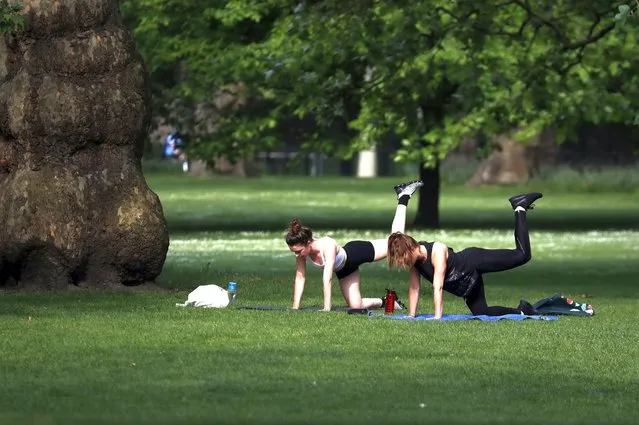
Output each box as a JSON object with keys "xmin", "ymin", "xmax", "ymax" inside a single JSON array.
[
  {"xmin": 466, "ymin": 129, "xmax": 556, "ymax": 187},
  {"xmin": 414, "ymin": 161, "xmax": 440, "ymax": 228},
  {"xmin": 0, "ymin": 0, "xmax": 169, "ymax": 289}
]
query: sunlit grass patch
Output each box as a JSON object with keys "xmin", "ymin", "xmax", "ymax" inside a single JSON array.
[{"xmin": 2, "ymin": 173, "xmax": 639, "ymax": 425}]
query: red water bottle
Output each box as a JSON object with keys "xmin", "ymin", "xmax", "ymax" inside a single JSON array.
[{"xmin": 384, "ymin": 288, "xmax": 395, "ymax": 315}]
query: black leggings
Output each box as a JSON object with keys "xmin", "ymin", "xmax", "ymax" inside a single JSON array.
[{"xmin": 461, "ymin": 212, "xmax": 531, "ymax": 316}]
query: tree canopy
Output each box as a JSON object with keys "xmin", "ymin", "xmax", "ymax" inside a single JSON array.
[
  {"xmin": 0, "ymin": 0, "xmax": 24, "ymax": 33},
  {"xmin": 122, "ymin": 0, "xmax": 637, "ymax": 164},
  {"xmin": 120, "ymin": 0, "xmax": 639, "ymax": 226}
]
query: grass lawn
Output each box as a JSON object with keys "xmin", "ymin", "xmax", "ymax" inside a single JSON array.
[{"xmin": 1, "ymin": 171, "xmax": 639, "ymax": 425}]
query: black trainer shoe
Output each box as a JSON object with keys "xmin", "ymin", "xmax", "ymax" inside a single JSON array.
[
  {"xmin": 508, "ymin": 192, "xmax": 543, "ymax": 211},
  {"xmin": 518, "ymin": 299, "xmax": 540, "ymax": 315},
  {"xmin": 392, "ymin": 290, "xmax": 405, "ymax": 310},
  {"xmin": 393, "ymin": 180, "xmax": 424, "ymax": 198}
]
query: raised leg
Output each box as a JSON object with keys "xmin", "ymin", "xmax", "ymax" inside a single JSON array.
[
  {"xmin": 457, "ymin": 211, "xmax": 532, "ymax": 274},
  {"xmin": 370, "ymin": 180, "xmax": 425, "ymax": 260}
]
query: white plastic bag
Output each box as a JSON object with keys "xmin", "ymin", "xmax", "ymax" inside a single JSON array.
[{"xmin": 175, "ymin": 284, "xmax": 230, "ymax": 308}]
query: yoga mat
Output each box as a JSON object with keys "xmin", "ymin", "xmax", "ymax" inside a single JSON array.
[
  {"xmin": 374, "ymin": 313, "xmax": 558, "ymax": 321},
  {"xmin": 236, "ymin": 306, "xmax": 556, "ymax": 320},
  {"xmin": 237, "ymin": 305, "xmax": 351, "ymax": 312}
]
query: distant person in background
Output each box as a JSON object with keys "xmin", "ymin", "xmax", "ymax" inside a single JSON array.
[
  {"xmin": 285, "ymin": 180, "xmax": 423, "ymax": 311},
  {"xmin": 387, "ymin": 192, "xmax": 544, "ymax": 319},
  {"xmin": 163, "ymin": 128, "xmax": 189, "ymax": 172}
]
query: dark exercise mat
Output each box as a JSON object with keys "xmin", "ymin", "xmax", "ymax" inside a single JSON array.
[{"xmin": 237, "ymin": 305, "xmax": 352, "ymax": 312}]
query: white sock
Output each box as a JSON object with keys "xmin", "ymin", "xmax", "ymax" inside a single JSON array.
[{"xmin": 515, "ymin": 206, "xmax": 526, "ymax": 213}]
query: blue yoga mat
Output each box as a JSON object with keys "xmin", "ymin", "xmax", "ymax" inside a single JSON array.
[{"xmin": 374, "ymin": 313, "xmax": 558, "ymax": 321}]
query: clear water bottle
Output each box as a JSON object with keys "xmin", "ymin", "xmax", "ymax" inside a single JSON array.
[{"xmin": 227, "ymin": 281, "xmax": 238, "ymax": 306}]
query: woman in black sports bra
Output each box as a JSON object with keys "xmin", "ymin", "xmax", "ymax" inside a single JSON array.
[{"xmin": 387, "ymin": 192, "xmax": 543, "ymax": 318}]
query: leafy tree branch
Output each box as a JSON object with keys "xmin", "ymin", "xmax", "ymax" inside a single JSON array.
[{"xmin": 0, "ymin": 0, "xmax": 24, "ymax": 33}]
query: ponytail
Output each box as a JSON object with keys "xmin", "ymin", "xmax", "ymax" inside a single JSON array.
[{"xmin": 285, "ymin": 218, "xmax": 313, "ymax": 246}]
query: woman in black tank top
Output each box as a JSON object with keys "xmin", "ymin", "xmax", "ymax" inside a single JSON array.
[{"xmin": 387, "ymin": 192, "xmax": 543, "ymax": 318}]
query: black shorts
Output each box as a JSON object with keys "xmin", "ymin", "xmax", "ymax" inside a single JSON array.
[{"xmin": 335, "ymin": 240, "xmax": 376, "ymax": 280}]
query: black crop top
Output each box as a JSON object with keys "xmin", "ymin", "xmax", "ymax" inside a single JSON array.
[{"xmin": 413, "ymin": 241, "xmax": 479, "ymax": 298}]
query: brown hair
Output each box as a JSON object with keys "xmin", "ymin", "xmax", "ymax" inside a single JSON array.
[
  {"xmin": 387, "ymin": 232, "xmax": 420, "ymax": 269},
  {"xmin": 285, "ymin": 218, "xmax": 313, "ymax": 246}
]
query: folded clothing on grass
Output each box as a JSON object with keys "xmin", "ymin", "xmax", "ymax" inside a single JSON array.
[{"xmin": 533, "ymin": 293, "xmax": 595, "ymax": 316}]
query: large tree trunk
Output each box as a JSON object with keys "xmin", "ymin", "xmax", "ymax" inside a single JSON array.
[
  {"xmin": 414, "ymin": 161, "xmax": 440, "ymax": 228},
  {"xmin": 466, "ymin": 129, "xmax": 556, "ymax": 187},
  {"xmin": 0, "ymin": 0, "xmax": 169, "ymax": 289}
]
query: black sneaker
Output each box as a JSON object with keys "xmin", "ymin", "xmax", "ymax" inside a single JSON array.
[
  {"xmin": 518, "ymin": 299, "xmax": 540, "ymax": 315},
  {"xmin": 393, "ymin": 180, "xmax": 424, "ymax": 198},
  {"xmin": 508, "ymin": 192, "xmax": 543, "ymax": 211},
  {"xmin": 392, "ymin": 290, "xmax": 405, "ymax": 310},
  {"xmin": 347, "ymin": 308, "xmax": 370, "ymax": 315}
]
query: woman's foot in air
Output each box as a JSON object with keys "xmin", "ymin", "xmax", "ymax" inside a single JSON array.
[
  {"xmin": 509, "ymin": 192, "xmax": 543, "ymax": 211},
  {"xmin": 394, "ymin": 180, "xmax": 424, "ymax": 199}
]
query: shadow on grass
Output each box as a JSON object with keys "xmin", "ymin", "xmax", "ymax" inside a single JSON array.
[
  {"xmin": 477, "ymin": 260, "xmax": 639, "ymax": 300},
  {"xmin": 166, "ymin": 209, "xmax": 639, "ymax": 232},
  {"xmin": 0, "ymin": 291, "xmax": 180, "ymax": 318}
]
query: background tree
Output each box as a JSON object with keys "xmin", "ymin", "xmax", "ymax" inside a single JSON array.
[
  {"xmin": 123, "ymin": 0, "xmax": 638, "ymax": 227},
  {"xmin": 0, "ymin": 0, "xmax": 169, "ymax": 289},
  {"xmin": 0, "ymin": 0, "xmax": 23, "ymax": 32}
]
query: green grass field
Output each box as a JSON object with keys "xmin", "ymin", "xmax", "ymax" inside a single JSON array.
[{"xmin": 2, "ymin": 170, "xmax": 639, "ymax": 425}]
